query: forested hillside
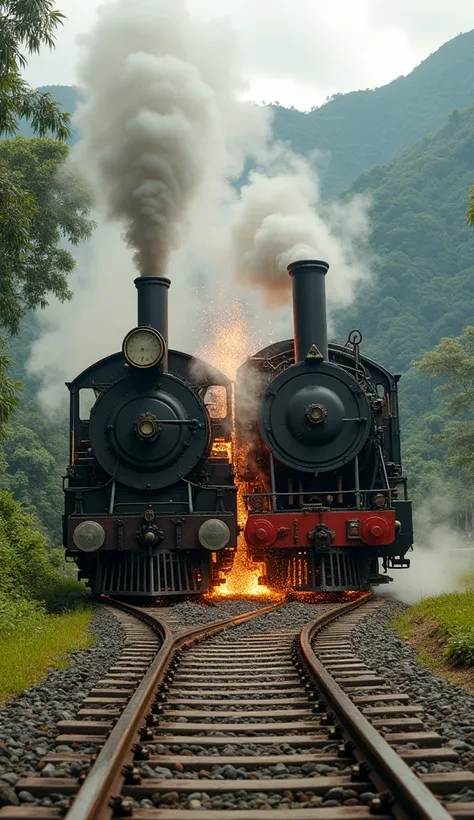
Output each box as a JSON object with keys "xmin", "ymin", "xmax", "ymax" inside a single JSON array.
[
  {"xmin": 25, "ymin": 30, "xmax": 474, "ymax": 198},
  {"xmin": 272, "ymin": 30, "xmax": 474, "ymax": 195},
  {"xmin": 335, "ymin": 104, "xmax": 474, "ymax": 372},
  {"xmin": 331, "ymin": 104, "xmax": 474, "ymax": 496}
]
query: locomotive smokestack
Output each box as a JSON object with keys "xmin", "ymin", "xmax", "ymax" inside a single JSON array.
[
  {"xmin": 288, "ymin": 259, "xmax": 329, "ymax": 362},
  {"xmin": 135, "ymin": 276, "xmax": 170, "ymax": 368}
]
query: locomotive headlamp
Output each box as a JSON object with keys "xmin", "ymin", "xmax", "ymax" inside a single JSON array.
[
  {"xmin": 123, "ymin": 326, "xmax": 165, "ymax": 369},
  {"xmin": 198, "ymin": 519, "xmax": 230, "ymax": 551},
  {"xmin": 72, "ymin": 520, "xmax": 105, "ymax": 552},
  {"xmin": 305, "ymin": 403, "xmax": 328, "ymax": 425}
]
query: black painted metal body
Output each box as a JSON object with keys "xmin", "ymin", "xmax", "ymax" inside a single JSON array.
[
  {"xmin": 289, "ymin": 259, "xmax": 329, "ymax": 361},
  {"xmin": 236, "ymin": 258, "xmax": 413, "ymax": 593},
  {"xmin": 135, "ymin": 276, "xmax": 170, "ymax": 369},
  {"xmin": 64, "ymin": 277, "xmax": 237, "ymax": 597}
]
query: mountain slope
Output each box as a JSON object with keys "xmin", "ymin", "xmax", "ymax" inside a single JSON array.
[
  {"xmin": 17, "ymin": 85, "xmax": 82, "ymax": 143},
  {"xmin": 23, "ymin": 30, "xmax": 474, "ymax": 198},
  {"xmin": 335, "ymin": 104, "xmax": 474, "ymax": 367},
  {"xmin": 272, "ymin": 30, "xmax": 474, "ymax": 195}
]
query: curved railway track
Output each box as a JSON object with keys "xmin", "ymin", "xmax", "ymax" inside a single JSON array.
[{"xmin": 1, "ymin": 595, "xmax": 474, "ymax": 819}]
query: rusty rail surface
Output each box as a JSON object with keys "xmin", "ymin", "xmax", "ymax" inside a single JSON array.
[
  {"xmin": 299, "ymin": 593, "xmax": 453, "ymax": 820},
  {"xmin": 65, "ymin": 598, "xmax": 283, "ymax": 820}
]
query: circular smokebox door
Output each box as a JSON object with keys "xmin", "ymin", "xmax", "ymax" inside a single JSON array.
[
  {"xmin": 259, "ymin": 360, "xmax": 371, "ymax": 472},
  {"xmin": 89, "ymin": 372, "xmax": 211, "ymax": 490}
]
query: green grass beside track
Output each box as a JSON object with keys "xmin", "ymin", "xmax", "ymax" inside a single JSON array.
[
  {"xmin": 0, "ymin": 607, "xmax": 95, "ymax": 703},
  {"xmin": 394, "ymin": 590, "xmax": 474, "ymax": 668},
  {"xmin": 0, "ymin": 489, "xmax": 97, "ymax": 702}
]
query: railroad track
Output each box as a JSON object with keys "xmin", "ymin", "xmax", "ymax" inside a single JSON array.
[
  {"xmin": 1, "ymin": 595, "xmax": 474, "ymax": 818},
  {"xmin": 300, "ymin": 597, "xmax": 474, "ymax": 819}
]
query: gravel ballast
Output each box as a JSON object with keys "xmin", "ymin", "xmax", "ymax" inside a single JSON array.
[
  {"xmin": 157, "ymin": 599, "xmax": 273, "ymax": 628},
  {"xmin": 0, "ymin": 606, "xmax": 125, "ymax": 807},
  {"xmin": 210, "ymin": 602, "xmax": 333, "ymax": 640},
  {"xmin": 350, "ymin": 596, "xmax": 474, "ymax": 798},
  {"xmin": 11, "ymin": 597, "xmax": 473, "ymax": 812}
]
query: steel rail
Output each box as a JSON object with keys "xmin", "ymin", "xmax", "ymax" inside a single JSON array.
[
  {"xmin": 300, "ymin": 593, "xmax": 453, "ymax": 820},
  {"xmin": 65, "ymin": 597, "xmax": 283, "ymax": 820}
]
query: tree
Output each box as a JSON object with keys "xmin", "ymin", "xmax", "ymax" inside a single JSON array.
[
  {"xmin": 0, "ymin": 1, "xmax": 70, "ymax": 140},
  {"xmin": 0, "ymin": 137, "xmax": 95, "ymax": 333},
  {"xmin": 0, "ymin": 398, "xmax": 68, "ymax": 542},
  {"xmin": 414, "ymin": 327, "xmax": 474, "ymax": 482},
  {"xmin": 0, "ymin": 342, "xmax": 20, "ymax": 443},
  {"xmin": 0, "ymin": 4, "xmax": 88, "ymax": 334},
  {"xmin": 468, "ymin": 185, "xmax": 474, "ymax": 227}
]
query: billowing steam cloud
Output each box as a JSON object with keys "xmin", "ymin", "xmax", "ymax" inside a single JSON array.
[
  {"xmin": 230, "ymin": 154, "xmax": 372, "ymax": 307},
  {"xmin": 74, "ymin": 0, "xmax": 269, "ymax": 276},
  {"xmin": 29, "ymin": 0, "xmax": 373, "ymax": 407}
]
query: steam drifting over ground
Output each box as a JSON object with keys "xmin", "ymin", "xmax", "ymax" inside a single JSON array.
[{"xmin": 380, "ymin": 493, "xmax": 474, "ymax": 604}]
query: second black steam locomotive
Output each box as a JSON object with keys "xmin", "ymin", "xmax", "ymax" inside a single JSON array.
[
  {"xmin": 64, "ymin": 276, "xmax": 237, "ymax": 597},
  {"xmin": 236, "ymin": 259, "xmax": 413, "ymax": 593}
]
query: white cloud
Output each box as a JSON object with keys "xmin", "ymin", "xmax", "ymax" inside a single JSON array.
[
  {"xmin": 368, "ymin": 0, "xmax": 473, "ymax": 47},
  {"xmin": 24, "ymin": 0, "xmax": 473, "ymax": 110}
]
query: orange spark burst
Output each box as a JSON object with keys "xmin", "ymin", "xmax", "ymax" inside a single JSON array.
[
  {"xmin": 197, "ymin": 300, "xmax": 276, "ymax": 599},
  {"xmin": 196, "ymin": 300, "xmax": 261, "ymax": 381},
  {"xmin": 215, "ymin": 470, "xmax": 278, "ymax": 600}
]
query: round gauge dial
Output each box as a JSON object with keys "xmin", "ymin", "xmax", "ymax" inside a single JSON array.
[{"xmin": 123, "ymin": 327, "xmax": 165, "ymax": 368}]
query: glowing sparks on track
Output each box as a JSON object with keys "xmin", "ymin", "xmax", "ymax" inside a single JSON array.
[{"xmin": 197, "ymin": 300, "xmax": 275, "ymax": 599}]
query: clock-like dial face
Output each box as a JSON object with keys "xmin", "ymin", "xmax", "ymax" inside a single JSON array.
[{"xmin": 123, "ymin": 328, "xmax": 165, "ymax": 368}]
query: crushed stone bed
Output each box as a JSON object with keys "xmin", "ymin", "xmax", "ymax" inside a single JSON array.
[
  {"xmin": 350, "ymin": 596, "xmax": 474, "ymax": 801},
  {"xmin": 0, "ymin": 607, "xmax": 125, "ymax": 808}
]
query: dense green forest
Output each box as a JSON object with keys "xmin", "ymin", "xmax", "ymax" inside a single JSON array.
[
  {"xmin": 337, "ymin": 104, "xmax": 474, "ymax": 367},
  {"xmin": 5, "ymin": 28, "xmax": 474, "ymax": 540},
  {"xmin": 0, "ymin": 0, "xmax": 90, "ymax": 652},
  {"xmin": 329, "ymin": 103, "xmax": 474, "ymax": 501}
]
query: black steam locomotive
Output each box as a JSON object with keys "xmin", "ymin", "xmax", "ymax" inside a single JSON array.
[
  {"xmin": 236, "ymin": 259, "xmax": 413, "ymax": 593},
  {"xmin": 64, "ymin": 276, "xmax": 237, "ymax": 597}
]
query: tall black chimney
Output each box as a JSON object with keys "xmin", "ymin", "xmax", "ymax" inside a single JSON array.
[
  {"xmin": 288, "ymin": 259, "xmax": 329, "ymax": 362},
  {"xmin": 134, "ymin": 276, "xmax": 170, "ymax": 368}
]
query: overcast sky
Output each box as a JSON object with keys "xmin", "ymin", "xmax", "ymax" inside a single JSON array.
[{"xmin": 24, "ymin": 0, "xmax": 474, "ymax": 110}]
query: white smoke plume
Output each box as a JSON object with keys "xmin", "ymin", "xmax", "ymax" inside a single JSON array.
[
  {"xmin": 27, "ymin": 218, "xmax": 227, "ymax": 407},
  {"xmin": 29, "ymin": 0, "xmax": 373, "ymax": 408},
  {"xmin": 28, "ymin": 0, "xmax": 272, "ymax": 404},
  {"xmin": 230, "ymin": 153, "xmax": 372, "ymax": 307},
  {"xmin": 74, "ymin": 0, "xmax": 269, "ymax": 277}
]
